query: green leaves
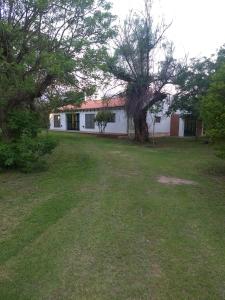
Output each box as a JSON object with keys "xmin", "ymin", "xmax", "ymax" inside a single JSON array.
[
  {"xmin": 0, "ymin": 0, "xmax": 116, "ymax": 148},
  {"xmin": 201, "ymin": 63, "xmax": 225, "ymax": 139},
  {"xmin": 95, "ymin": 110, "xmax": 114, "ymax": 133},
  {"xmin": 171, "ymin": 57, "xmax": 215, "ymax": 118},
  {"xmin": 200, "ymin": 52, "xmax": 225, "ymax": 158},
  {"xmin": 0, "ymin": 0, "xmax": 115, "ymax": 105}
]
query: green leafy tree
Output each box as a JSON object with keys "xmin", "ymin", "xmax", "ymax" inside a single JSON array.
[
  {"xmin": 0, "ymin": 0, "xmax": 115, "ymax": 170},
  {"xmin": 0, "ymin": 0, "xmax": 115, "ymax": 141},
  {"xmin": 201, "ymin": 63, "xmax": 225, "ymax": 158},
  {"xmin": 171, "ymin": 46, "xmax": 225, "ymax": 118},
  {"xmin": 107, "ymin": 0, "xmax": 178, "ymax": 142},
  {"xmin": 95, "ymin": 110, "xmax": 114, "ymax": 133},
  {"xmin": 170, "ymin": 57, "xmax": 215, "ymax": 118}
]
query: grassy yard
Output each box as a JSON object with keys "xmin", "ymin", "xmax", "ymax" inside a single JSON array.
[{"xmin": 0, "ymin": 132, "xmax": 225, "ymax": 299}]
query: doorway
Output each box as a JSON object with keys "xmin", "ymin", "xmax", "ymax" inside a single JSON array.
[
  {"xmin": 184, "ymin": 116, "xmax": 196, "ymax": 136},
  {"xmin": 67, "ymin": 113, "xmax": 80, "ymax": 131}
]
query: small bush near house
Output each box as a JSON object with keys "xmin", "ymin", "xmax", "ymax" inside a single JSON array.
[{"xmin": 95, "ymin": 110, "xmax": 114, "ymax": 133}]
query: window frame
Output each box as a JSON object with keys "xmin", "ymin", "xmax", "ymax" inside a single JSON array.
[
  {"xmin": 85, "ymin": 113, "xmax": 95, "ymax": 129},
  {"xmin": 54, "ymin": 114, "xmax": 61, "ymax": 128}
]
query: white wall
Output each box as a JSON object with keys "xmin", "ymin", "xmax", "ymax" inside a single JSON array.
[
  {"xmin": 50, "ymin": 109, "xmax": 128, "ymax": 134},
  {"xmin": 50, "ymin": 109, "xmax": 176, "ymax": 137},
  {"xmin": 104, "ymin": 110, "xmax": 127, "ymax": 134},
  {"xmin": 49, "ymin": 113, "xmax": 67, "ymax": 131},
  {"xmin": 179, "ymin": 117, "xmax": 185, "ymax": 137},
  {"xmin": 146, "ymin": 112, "xmax": 171, "ymax": 136},
  {"xmin": 80, "ymin": 109, "xmax": 127, "ymax": 134}
]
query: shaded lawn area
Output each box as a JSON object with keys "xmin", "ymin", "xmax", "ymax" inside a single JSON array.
[{"xmin": 0, "ymin": 132, "xmax": 225, "ymax": 299}]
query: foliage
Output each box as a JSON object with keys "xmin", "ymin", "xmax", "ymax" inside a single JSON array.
[
  {"xmin": 0, "ymin": 109, "xmax": 57, "ymax": 171},
  {"xmin": 0, "ymin": 0, "xmax": 115, "ymax": 142},
  {"xmin": 170, "ymin": 57, "xmax": 215, "ymax": 118},
  {"xmin": 7, "ymin": 110, "xmax": 40, "ymax": 138},
  {"xmin": 0, "ymin": 0, "xmax": 115, "ymax": 169},
  {"xmin": 0, "ymin": 133, "xmax": 57, "ymax": 172},
  {"xmin": 107, "ymin": 0, "xmax": 178, "ymax": 142},
  {"xmin": 95, "ymin": 110, "xmax": 114, "ymax": 133},
  {"xmin": 201, "ymin": 62, "xmax": 225, "ymax": 158},
  {"xmin": 171, "ymin": 45, "xmax": 225, "ymax": 118}
]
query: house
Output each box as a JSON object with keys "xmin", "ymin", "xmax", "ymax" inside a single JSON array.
[{"xmin": 49, "ymin": 98, "xmax": 203, "ymax": 137}]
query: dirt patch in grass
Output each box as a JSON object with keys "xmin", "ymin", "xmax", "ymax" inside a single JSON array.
[{"xmin": 157, "ymin": 176, "xmax": 197, "ymax": 185}]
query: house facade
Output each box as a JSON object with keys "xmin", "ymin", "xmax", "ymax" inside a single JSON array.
[{"xmin": 49, "ymin": 98, "xmax": 203, "ymax": 137}]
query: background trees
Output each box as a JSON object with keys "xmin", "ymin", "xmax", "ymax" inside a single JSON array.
[
  {"xmin": 107, "ymin": 0, "xmax": 178, "ymax": 142},
  {"xmin": 169, "ymin": 57, "xmax": 215, "ymax": 118},
  {"xmin": 201, "ymin": 57, "xmax": 225, "ymax": 158},
  {"xmin": 171, "ymin": 45, "xmax": 225, "ymax": 157},
  {"xmin": 0, "ymin": 0, "xmax": 115, "ymax": 141}
]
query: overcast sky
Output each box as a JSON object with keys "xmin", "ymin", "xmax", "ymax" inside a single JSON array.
[{"xmin": 111, "ymin": 0, "xmax": 225, "ymax": 59}]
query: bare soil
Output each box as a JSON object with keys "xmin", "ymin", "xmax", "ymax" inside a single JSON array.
[{"xmin": 157, "ymin": 176, "xmax": 197, "ymax": 185}]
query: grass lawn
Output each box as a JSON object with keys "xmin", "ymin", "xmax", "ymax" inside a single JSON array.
[{"xmin": 0, "ymin": 132, "xmax": 225, "ymax": 299}]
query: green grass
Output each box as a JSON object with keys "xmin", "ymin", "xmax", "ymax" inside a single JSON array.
[{"xmin": 0, "ymin": 132, "xmax": 225, "ymax": 299}]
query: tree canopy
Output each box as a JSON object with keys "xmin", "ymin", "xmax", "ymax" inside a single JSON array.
[
  {"xmin": 171, "ymin": 46, "xmax": 225, "ymax": 119},
  {"xmin": 0, "ymin": 0, "xmax": 115, "ymax": 140},
  {"xmin": 170, "ymin": 57, "xmax": 214, "ymax": 118},
  {"xmin": 107, "ymin": 0, "xmax": 178, "ymax": 142},
  {"xmin": 201, "ymin": 60, "xmax": 225, "ymax": 157}
]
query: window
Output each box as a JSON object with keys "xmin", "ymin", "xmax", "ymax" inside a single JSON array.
[
  {"xmin": 109, "ymin": 113, "xmax": 116, "ymax": 123},
  {"xmin": 155, "ymin": 116, "xmax": 161, "ymax": 123},
  {"xmin": 54, "ymin": 114, "xmax": 61, "ymax": 128},
  {"xmin": 85, "ymin": 114, "xmax": 95, "ymax": 129}
]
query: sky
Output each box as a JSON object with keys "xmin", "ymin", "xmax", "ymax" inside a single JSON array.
[{"xmin": 111, "ymin": 0, "xmax": 225, "ymax": 59}]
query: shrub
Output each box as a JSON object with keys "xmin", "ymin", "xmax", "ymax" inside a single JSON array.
[
  {"xmin": 8, "ymin": 110, "xmax": 40, "ymax": 139},
  {"xmin": 0, "ymin": 109, "xmax": 57, "ymax": 172},
  {"xmin": 95, "ymin": 110, "xmax": 114, "ymax": 133},
  {"xmin": 0, "ymin": 134, "xmax": 57, "ymax": 172}
]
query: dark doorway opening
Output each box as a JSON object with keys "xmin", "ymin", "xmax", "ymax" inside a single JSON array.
[
  {"xmin": 184, "ymin": 116, "xmax": 196, "ymax": 136},
  {"xmin": 67, "ymin": 113, "xmax": 80, "ymax": 131}
]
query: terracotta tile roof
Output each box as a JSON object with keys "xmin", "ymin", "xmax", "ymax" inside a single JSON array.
[{"xmin": 59, "ymin": 98, "xmax": 125, "ymax": 111}]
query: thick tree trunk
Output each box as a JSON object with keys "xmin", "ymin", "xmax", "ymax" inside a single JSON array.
[
  {"xmin": 133, "ymin": 110, "xmax": 149, "ymax": 142},
  {"xmin": 0, "ymin": 74, "xmax": 54, "ymax": 142}
]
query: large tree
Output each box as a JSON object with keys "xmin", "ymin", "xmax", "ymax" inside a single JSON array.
[
  {"xmin": 170, "ymin": 46, "xmax": 225, "ymax": 118},
  {"xmin": 169, "ymin": 57, "xmax": 215, "ymax": 118},
  {"xmin": 0, "ymin": 0, "xmax": 115, "ymax": 141},
  {"xmin": 107, "ymin": 0, "xmax": 178, "ymax": 142},
  {"xmin": 201, "ymin": 58, "xmax": 225, "ymax": 158}
]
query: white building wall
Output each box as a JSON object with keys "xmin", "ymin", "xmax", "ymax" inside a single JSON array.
[
  {"xmin": 146, "ymin": 112, "xmax": 171, "ymax": 136},
  {"xmin": 50, "ymin": 108, "xmax": 177, "ymax": 137},
  {"xmin": 49, "ymin": 113, "xmax": 67, "ymax": 131},
  {"xmin": 80, "ymin": 109, "xmax": 127, "ymax": 134},
  {"xmin": 50, "ymin": 109, "xmax": 128, "ymax": 134},
  {"xmin": 105, "ymin": 110, "xmax": 127, "ymax": 134},
  {"xmin": 179, "ymin": 117, "xmax": 185, "ymax": 137}
]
